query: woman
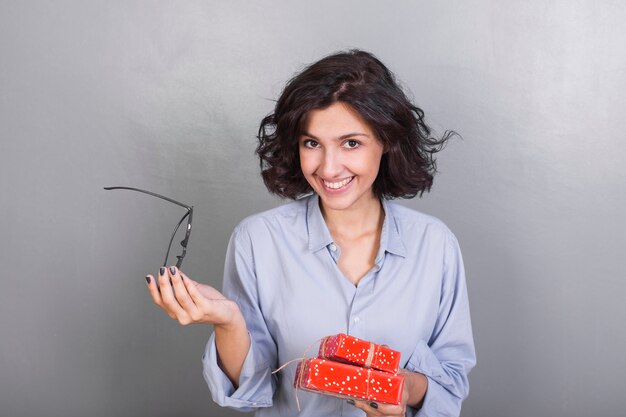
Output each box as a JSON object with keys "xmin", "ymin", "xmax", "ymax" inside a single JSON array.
[{"xmin": 146, "ymin": 50, "xmax": 475, "ymax": 417}]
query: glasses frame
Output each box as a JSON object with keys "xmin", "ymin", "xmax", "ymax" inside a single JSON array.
[{"xmin": 104, "ymin": 186, "xmax": 193, "ymax": 268}]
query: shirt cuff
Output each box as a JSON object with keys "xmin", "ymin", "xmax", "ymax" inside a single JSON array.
[
  {"xmin": 202, "ymin": 332, "xmax": 274, "ymax": 411},
  {"xmin": 404, "ymin": 340, "xmax": 465, "ymax": 417}
]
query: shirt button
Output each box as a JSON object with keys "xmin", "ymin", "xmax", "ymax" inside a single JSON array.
[
  {"xmin": 329, "ymin": 243, "xmax": 337, "ymax": 252},
  {"xmin": 353, "ymin": 316, "xmax": 360, "ymax": 324}
]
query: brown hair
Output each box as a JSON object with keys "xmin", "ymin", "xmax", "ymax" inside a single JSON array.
[{"xmin": 256, "ymin": 49, "xmax": 454, "ymax": 200}]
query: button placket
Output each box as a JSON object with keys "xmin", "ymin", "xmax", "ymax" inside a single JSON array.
[
  {"xmin": 348, "ymin": 282, "xmax": 366, "ymax": 333},
  {"xmin": 327, "ymin": 242, "xmax": 341, "ymax": 262},
  {"xmin": 347, "ymin": 285, "xmax": 359, "ymax": 333}
]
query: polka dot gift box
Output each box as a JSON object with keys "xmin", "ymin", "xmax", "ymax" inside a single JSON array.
[
  {"xmin": 318, "ymin": 333, "xmax": 401, "ymax": 374},
  {"xmin": 294, "ymin": 357, "xmax": 405, "ymax": 405}
]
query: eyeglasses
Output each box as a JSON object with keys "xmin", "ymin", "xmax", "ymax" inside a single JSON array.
[{"xmin": 104, "ymin": 186, "xmax": 193, "ymax": 268}]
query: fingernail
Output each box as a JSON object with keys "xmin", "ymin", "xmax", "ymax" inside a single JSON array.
[
  {"xmin": 169, "ymin": 266, "xmax": 176, "ymax": 275},
  {"xmin": 159, "ymin": 267, "xmax": 165, "ymax": 276},
  {"xmin": 346, "ymin": 399, "xmax": 355, "ymax": 405},
  {"xmin": 145, "ymin": 276, "xmax": 151, "ymax": 284},
  {"xmin": 370, "ymin": 402, "xmax": 378, "ymax": 409}
]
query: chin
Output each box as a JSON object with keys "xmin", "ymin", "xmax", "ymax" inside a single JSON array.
[{"xmin": 317, "ymin": 193, "xmax": 368, "ymax": 212}]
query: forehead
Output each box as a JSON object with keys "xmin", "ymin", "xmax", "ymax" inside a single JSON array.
[{"xmin": 301, "ymin": 102, "xmax": 375, "ymax": 138}]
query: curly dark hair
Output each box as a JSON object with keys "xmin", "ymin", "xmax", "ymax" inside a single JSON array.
[{"xmin": 256, "ymin": 49, "xmax": 454, "ymax": 200}]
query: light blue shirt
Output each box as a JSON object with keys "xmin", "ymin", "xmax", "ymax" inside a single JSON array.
[{"xmin": 203, "ymin": 194, "xmax": 475, "ymax": 417}]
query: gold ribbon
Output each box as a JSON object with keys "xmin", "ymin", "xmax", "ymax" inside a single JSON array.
[{"xmin": 364, "ymin": 341, "xmax": 376, "ymax": 368}]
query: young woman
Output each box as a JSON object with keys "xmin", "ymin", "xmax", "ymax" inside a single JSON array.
[{"xmin": 146, "ymin": 50, "xmax": 475, "ymax": 417}]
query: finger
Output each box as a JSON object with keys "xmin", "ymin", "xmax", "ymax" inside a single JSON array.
[
  {"xmin": 168, "ymin": 266, "xmax": 201, "ymax": 317},
  {"xmin": 180, "ymin": 270, "xmax": 227, "ymax": 301},
  {"xmin": 348, "ymin": 399, "xmax": 371, "ymax": 413},
  {"xmin": 179, "ymin": 269, "xmax": 196, "ymax": 284},
  {"xmin": 157, "ymin": 266, "xmax": 187, "ymax": 318},
  {"xmin": 349, "ymin": 399, "xmax": 402, "ymax": 417},
  {"xmin": 182, "ymin": 272, "xmax": 203, "ymax": 301},
  {"xmin": 146, "ymin": 274, "xmax": 176, "ymax": 318},
  {"xmin": 183, "ymin": 275, "xmax": 222, "ymax": 323},
  {"xmin": 145, "ymin": 274, "xmax": 164, "ymax": 306},
  {"xmin": 368, "ymin": 401, "xmax": 403, "ymax": 417}
]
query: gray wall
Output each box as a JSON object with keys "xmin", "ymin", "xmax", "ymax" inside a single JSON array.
[{"xmin": 1, "ymin": 1, "xmax": 625, "ymax": 416}]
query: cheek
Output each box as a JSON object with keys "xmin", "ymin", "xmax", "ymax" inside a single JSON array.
[
  {"xmin": 361, "ymin": 151, "xmax": 384, "ymax": 177},
  {"xmin": 298, "ymin": 150, "xmax": 317, "ymax": 176}
]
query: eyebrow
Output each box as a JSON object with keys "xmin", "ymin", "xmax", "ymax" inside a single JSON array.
[{"xmin": 301, "ymin": 132, "xmax": 371, "ymax": 140}]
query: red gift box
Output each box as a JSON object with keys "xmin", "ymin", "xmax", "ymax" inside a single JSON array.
[
  {"xmin": 318, "ymin": 333, "xmax": 401, "ymax": 374},
  {"xmin": 294, "ymin": 358, "xmax": 404, "ymax": 405}
]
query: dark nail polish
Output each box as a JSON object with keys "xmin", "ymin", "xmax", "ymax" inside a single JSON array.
[
  {"xmin": 169, "ymin": 266, "xmax": 176, "ymax": 275},
  {"xmin": 346, "ymin": 399, "xmax": 355, "ymax": 405},
  {"xmin": 145, "ymin": 276, "xmax": 151, "ymax": 284},
  {"xmin": 159, "ymin": 267, "xmax": 165, "ymax": 276},
  {"xmin": 370, "ymin": 402, "xmax": 378, "ymax": 409}
]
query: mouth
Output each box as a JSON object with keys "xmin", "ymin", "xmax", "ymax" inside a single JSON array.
[{"xmin": 321, "ymin": 176, "xmax": 354, "ymax": 191}]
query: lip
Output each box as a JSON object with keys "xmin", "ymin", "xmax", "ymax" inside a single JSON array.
[{"xmin": 319, "ymin": 176, "xmax": 355, "ymax": 193}]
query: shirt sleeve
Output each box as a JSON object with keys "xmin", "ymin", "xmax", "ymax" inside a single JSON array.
[
  {"xmin": 202, "ymin": 224, "xmax": 278, "ymax": 411},
  {"xmin": 405, "ymin": 232, "xmax": 476, "ymax": 417}
]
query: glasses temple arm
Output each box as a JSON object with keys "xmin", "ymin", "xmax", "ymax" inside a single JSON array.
[{"xmin": 103, "ymin": 186, "xmax": 191, "ymax": 209}]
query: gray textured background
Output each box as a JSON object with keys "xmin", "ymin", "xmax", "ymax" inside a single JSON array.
[{"xmin": 1, "ymin": 1, "xmax": 625, "ymax": 416}]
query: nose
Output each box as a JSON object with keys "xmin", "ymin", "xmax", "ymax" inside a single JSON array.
[{"xmin": 318, "ymin": 148, "xmax": 343, "ymax": 178}]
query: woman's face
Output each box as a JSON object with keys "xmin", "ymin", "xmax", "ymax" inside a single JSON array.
[{"xmin": 299, "ymin": 102, "xmax": 384, "ymax": 213}]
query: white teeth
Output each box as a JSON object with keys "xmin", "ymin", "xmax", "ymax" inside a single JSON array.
[{"xmin": 323, "ymin": 177, "xmax": 353, "ymax": 189}]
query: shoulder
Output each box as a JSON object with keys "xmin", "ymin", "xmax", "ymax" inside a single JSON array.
[
  {"xmin": 385, "ymin": 201, "xmax": 459, "ymax": 246},
  {"xmin": 226, "ymin": 197, "xmax": 311, "ymax": 262},
  {"xmin": 231, "ymin": 196, "xmax": 309, "ymax": 239},
  {"xmin": 385, "ymin": 202, "xmax": 465, "ymax": 278}
]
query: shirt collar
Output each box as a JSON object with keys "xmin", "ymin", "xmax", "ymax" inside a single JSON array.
[
  {"xmin": 306, "ymin": 194, "xmax": 334, "ymax": 252},
  {"xmin": 380, "ymin": 199, "xmax": 407, "ymax": 258},
  {"xmin": 306, "ymin": 194, "xmax": 406, "ymax": 258}
]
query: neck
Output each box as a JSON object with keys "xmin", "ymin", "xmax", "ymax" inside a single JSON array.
[{"xmin": 320, "ymin": 195, "xmax": 384, "ymax": 239}]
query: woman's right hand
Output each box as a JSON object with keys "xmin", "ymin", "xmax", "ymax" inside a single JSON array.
[{"xmin": 146, "ymin": 266, "xmax": 240, "ymax": 328}]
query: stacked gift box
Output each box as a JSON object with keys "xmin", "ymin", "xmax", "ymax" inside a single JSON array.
[{"xmin": 294, "ymin": 333, "xmax": 405, "ymax": 405}]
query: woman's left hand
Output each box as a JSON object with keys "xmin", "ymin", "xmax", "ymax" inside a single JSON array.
[
  {"xmin": 347, "ymin": 391, "xmax": 407, "ymax": 417},
  {"xmin": 347, "ymin": 369, "xmax": 426, "ymax": 416}
]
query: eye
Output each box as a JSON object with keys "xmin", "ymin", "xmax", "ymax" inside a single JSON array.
[
  {"xmin": 302, "ymin": 139, "xmax": 320, "ymax": 149},
  {"xmin": 343, "ymin": 139, "xmax": 360, "ymax": 149}
]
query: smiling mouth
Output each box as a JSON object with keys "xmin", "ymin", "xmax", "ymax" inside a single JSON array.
[{"xmin": 322, "ymin": 177, "xmax": 354, "ymax": 190}]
